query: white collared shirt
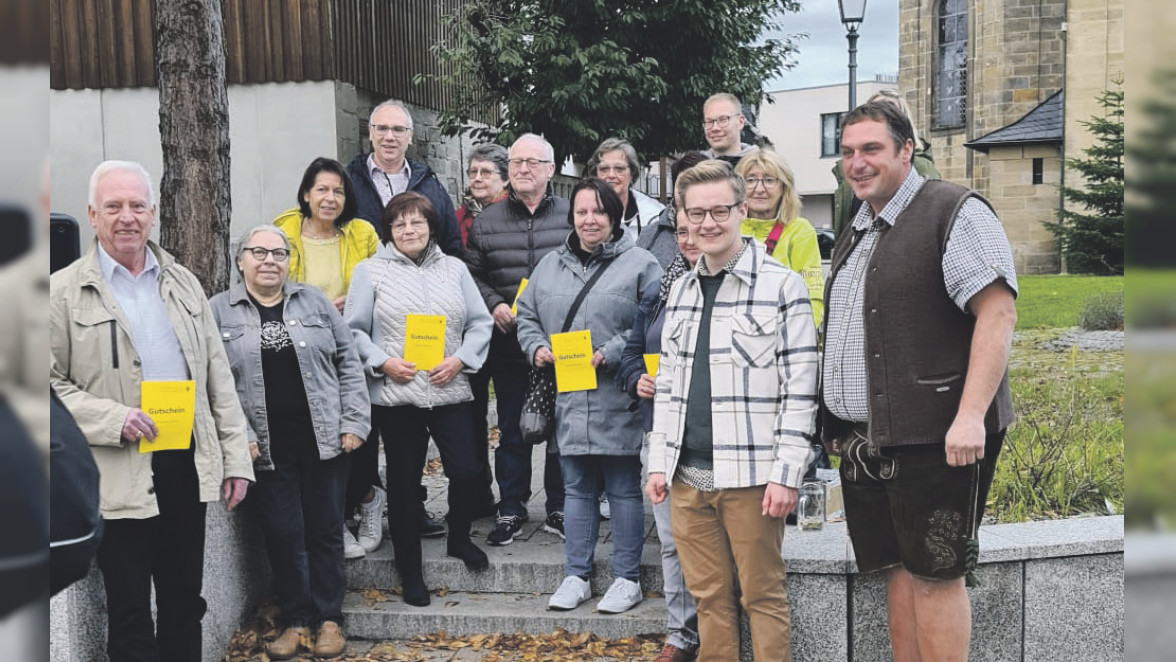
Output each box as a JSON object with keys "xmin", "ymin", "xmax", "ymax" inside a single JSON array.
[
  {"xmin": 367, "ymin": 153, "xmax": 412, "ymax": 206},
  {"xmin": 96, "ymin": 243, "xmax": 190, "ymax": 381}
]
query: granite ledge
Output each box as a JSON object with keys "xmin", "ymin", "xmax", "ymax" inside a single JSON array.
[{"xmin": 776, "ymin": 516, "xmax": 1123, "ymax": 574}]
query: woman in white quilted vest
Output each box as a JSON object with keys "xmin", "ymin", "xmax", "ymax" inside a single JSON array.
[{"xmin": 344, "ymin": 192, "xmax": 494, "ymax": 607}]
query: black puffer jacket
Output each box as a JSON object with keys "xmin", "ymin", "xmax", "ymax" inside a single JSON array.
[{"xmin": 464, "ymin": 185, "xmax": 570, "ymax": 361}]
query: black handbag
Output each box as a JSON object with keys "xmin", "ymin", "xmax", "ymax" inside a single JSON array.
[{"xmin": 519, "ymin": 258, "xmax": 614, "ymax": 445}]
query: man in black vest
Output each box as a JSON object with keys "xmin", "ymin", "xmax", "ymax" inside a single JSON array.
[
  {"xmin": 820, "ymin": 101, "xmax": 1017, "ymax": 662},
  {"xmin": 465, "ymin": 133, "xmax": 569, "ymax": 546}
]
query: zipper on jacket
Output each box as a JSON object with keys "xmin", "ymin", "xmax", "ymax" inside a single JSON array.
[{"xmin": 110, "ymin": 320, "xmax": 120, "ymax": 369}]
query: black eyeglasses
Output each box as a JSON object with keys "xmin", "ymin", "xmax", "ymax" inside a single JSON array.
[
  {"xmin": 683, "ymin": 202, "xmax": 741, "ymax": 225},
  {"xmin": 242, "ymin": 247, "xmax": 290, "ymax": 262},
  {"xmin": 702, "ymin": 115, "xmax": 739, "ymax": 130}
]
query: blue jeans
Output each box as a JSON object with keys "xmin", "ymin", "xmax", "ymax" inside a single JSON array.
[
  {"xmin": 251, "ymin": 447, "xmax": 349, "ymax": 627},
  {"xmin": 641, "ymin": 436, "xmax": 700, "ymax": 652},
  {"xmin": 559, "ymin": 454, "xmax": 644, "ymax": 582},
  {"xmin": 477, "ymin": 357, "xmax": 564, "ymax": 517}
]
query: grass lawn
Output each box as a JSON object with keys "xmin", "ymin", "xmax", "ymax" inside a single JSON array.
[
  {"xmin": 1015, "ymin": 274, "xmax": 1123, "ymax": 330},
  {"xmin": 988, "ymin": 330, "xmax": 1124, "ymax": 522}
]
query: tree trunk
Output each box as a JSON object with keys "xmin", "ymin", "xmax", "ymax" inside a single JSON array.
[{"xmin": 155, "ymin": 0, "xmax": 231, "ymax": 296}]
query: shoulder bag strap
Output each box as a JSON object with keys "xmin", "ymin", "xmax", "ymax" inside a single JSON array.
[
  {"xmin": 561, "ymin": 257, "xmax": 614, "ymax": 333},
  {"xmin": 764, "ymin": 220, "xmax": 786, "ymax": 256}
]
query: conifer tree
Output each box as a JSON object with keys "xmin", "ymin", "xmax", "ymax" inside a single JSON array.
[{"xmin": 1047, "ymin": 83, "xmax": 1124, "ymax": 274}]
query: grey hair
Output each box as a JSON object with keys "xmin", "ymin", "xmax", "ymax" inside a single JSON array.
[
  {"xmin": 369, "ymin": 100, "xmax": 414, "ymax": 129},
  {"xmin": 233, "ymin": 225, "xmax": 291, "ymax": 280},
  {"xmin": 236, "ymin": 224, "xmax": 291, "ymax": 256},
  {"xmin": 88, "ymin": 160, "xmax": 156, "ymax": 209},
  {"xmin": 585, "ymin": 137, "xmax": 642, "ymax": 180},
  {"xmin": 467, "ymin": 143, "xmax": 510, "ymax": 181},
  {"xmin": 511, "ymin": 133, "xmax": 555, "ymax": 162}
]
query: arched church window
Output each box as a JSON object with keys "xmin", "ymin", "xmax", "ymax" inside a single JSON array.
[{"xmin": 935, "ymin": 0, "xmax": 968, "ymax": 128}]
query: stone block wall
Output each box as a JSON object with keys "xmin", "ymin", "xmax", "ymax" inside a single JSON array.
[
  {"xmin": 1063, "ymin": 0, "xmax": 1125, "ymax": 232},
  {"xmin": 334, "ymin": 83, "xmax": 480, "ymax": 212},
  {"xmin": 985, "ymin": 144, "xmax": 1063, "ymax": 273},
  {"xmin": 900, "ymin": 0, "xmax": 1122, "ymax": 274}
]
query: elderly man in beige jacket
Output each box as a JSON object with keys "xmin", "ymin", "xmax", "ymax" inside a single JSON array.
[{"xmin": 49, "ymin": 160, "xmax": 254, "ymax": 662}]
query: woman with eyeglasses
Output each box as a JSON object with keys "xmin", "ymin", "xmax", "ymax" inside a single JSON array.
[
  {"xmin": 210, "ymin": 225, "xmax": 370, "ymax": 660},
  {"xmin": 345, "ymin": 192, "xmax": 494, "ymax": 607},
  {"xmin": 273, "ymin": 157, "xmax": 384, "ymax": 561},
  {"xmin": 617, "ymin": 158, "xmax": 705, "ymax": 662},
  {"xmin": 636, "ymin": 152, "xmax": 709, "ymax": 269},
  {"xmin": 735, "ymin": 148, "xmax": 825, "ymax": 326},
  {"xmin": 456, "ymin": 144, "xmax": 510, "ymax": 249},
  {"xmin": 586, "ymin": 138, "xmax": 665, "ymax": 238}
]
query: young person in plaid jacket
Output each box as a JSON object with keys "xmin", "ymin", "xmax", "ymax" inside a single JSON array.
[{"xmin": 645, "ymin": 160, "xmax": 818, "ymax": 662}]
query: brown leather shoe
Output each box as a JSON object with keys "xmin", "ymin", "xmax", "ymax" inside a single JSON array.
[
  {"xmin": 653, "ymin": 643, "xmax": 696, "ymax": 662},
  {"xmin": 314, "ymin": 620, "xmax": 347, "ymax": 658},
  {"xmin": 266, "ymin": 626, "xmax": 309, "ymax": 660}
]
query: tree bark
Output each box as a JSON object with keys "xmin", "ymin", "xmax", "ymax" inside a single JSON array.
[{"xmin": 155, "ymin": 0, "xmax": 231, "ymax": 295}]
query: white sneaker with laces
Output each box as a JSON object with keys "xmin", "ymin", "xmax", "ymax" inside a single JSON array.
[
  {"xmin": 343, "ymin": 525, "xmax": 366, "ymax": 560},
  {"xmin": 547, "ymin": 575, "xmax": 592, "ymax": 611},
  {"xmin": 596, "ymin": 577, "xmax": 642, "ymax": 614},
  {"xmin": 357, "ymin": 486, "xmax": 386, "ymax": 552}
]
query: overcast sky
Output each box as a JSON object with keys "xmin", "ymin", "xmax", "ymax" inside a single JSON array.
[{"xmin": 764, "ymin": 0, "xmax": 899, "ymax": 91}]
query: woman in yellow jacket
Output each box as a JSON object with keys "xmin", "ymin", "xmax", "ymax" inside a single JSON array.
[
  {"xmin": 273, "ymin": 157, "xmax": 380, "ymax": 313},
  {"xmin": 273, "ymin": 157, "xmax": 382, "ymax": 561},
  {"xmin": 735, "ymin": 148, "xmax": 825, "ymax": 326}
]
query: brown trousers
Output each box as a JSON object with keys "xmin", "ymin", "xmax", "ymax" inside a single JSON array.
[{"xmin": 671, "ymin": 481, "xmax": 792, "ymax": 662}]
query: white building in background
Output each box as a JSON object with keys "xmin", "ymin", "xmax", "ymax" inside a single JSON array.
[{"xmin": 757, "ymin": 74, "xmax": 896, "ymax": 230}]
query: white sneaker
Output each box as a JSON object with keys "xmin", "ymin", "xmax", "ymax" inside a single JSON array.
[
  {"xmin": 598, "ymin": 495, "xmax": 611, "ymax": 520},
  {"xmin": 596, "ymin": 577, "xmax": 642, "ymax": 614},
  {"xmin": 547, "ymin": 575, "xmax": 592, "ymax": 611},
  {"xmin": 357, "ymin": 486, "xmax": 386, "ymax": 552},
  {"xmin": 343, "ymin": 525, "xmax": 366, "ymax": 560}
]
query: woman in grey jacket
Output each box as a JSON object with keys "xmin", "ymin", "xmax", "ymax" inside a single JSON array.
[
  {"xmin": 210, "ymin": 225, "xmax": 370, "ymax": 660},
  {"xmin": 516, "ymin": 178, "xmax": 662, "ymax": 615},
  {"xmin": 345, "ymin": 192, "xmax": 494, "ymax": 607}
]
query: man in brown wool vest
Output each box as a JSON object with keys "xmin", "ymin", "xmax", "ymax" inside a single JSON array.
[{"xmin": 820, "ymin": 100, "xmax": 1018, "ymax": 662}]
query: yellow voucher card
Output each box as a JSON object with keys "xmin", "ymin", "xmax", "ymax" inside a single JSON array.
[
  {"xmin": 138, "ymin": 380, "xmax": 196, "ymax": 453},
  {"xmin": 551, "ymin": 330, "xmax": 597, "ymax": 393},
  {"xmin": 404, "ymin": 314, "xmax": 447, "ymax": 371},
  {"xmin": 643, "ymin": 353, "xmax": 659, "ymax": 377},
  {"xmin": 511, "ymin": 278, "xmax": 529, "ymax": 316}
]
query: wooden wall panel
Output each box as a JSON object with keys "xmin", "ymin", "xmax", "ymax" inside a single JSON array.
[{"xmin": 50, "ymin": 0, "xmax": 494, "ymax": 123}]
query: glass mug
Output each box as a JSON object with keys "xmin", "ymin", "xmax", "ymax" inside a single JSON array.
[{"xmin": 797, "ymin": 481, "xmax": 825, "ymax": 531}]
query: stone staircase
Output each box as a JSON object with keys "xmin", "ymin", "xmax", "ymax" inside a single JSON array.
[{"xmin": 342, "ymin": 445, "xmax": 671, "ymax": 643}]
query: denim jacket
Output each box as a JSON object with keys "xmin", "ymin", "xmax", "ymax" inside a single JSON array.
[{"xmin": 209, "ymin": 281, "xmax": 371, "ymax": 470}]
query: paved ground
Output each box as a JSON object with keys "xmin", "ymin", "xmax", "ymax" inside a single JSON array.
[{"xmin": 1035, "ymin": 327, "xmax": 1124, "ymax": 352}]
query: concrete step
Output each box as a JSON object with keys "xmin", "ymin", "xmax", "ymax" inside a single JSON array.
[
  {"xmin": 346, "ymin": 528, "xmax": 666, "ymax": 596},
  {"xmin": 343, "ymin": 589, "xmax": 667, "ymax": 641}
]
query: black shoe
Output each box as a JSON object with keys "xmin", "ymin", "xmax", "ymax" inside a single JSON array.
[
  {"xmin": 447, "ymin": 537, "xmax": 490, "ymax": 571},
  {"xmin": 542, "ymin": 511, "xmax": 565, "ymax": 540},
  {"xmin": 486, "ymin": 514, "xmax": 526, "ymax": 546},
  {"xmin": 401, "ymin": 574, "xmax": 431, "ymax": 607},
  {"xmin": 420, "ymin": 511, "xmax": 446, "ymax": 538}
]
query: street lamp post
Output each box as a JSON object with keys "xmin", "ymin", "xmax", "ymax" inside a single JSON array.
[{"xmin": 838, "ymin": 0, "xmax": 868, "ymax": 112}]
